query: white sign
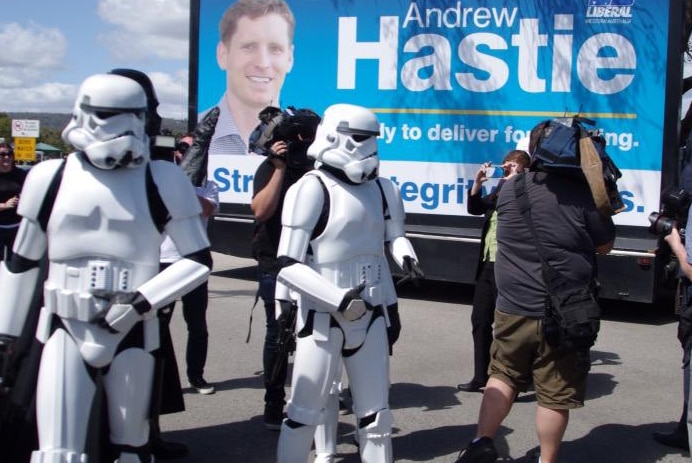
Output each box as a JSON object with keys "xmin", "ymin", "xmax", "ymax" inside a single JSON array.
[{"xmin": 11, "ymin": 119, "xmax": 40, "ymax": 138}]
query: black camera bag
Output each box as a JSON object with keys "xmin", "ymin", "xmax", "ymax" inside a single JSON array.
[
  {"xmin": 514, "ymin": 173, "xmax": 601, "ymax": 352},
  {"xmin": 544, "ymin": 283, "xmax": 601, "ymax": 351}
]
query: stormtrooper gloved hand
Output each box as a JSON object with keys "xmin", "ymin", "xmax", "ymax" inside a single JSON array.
[
  {"xmin": 91, "ymin": 291, "xmax": 152, "ymax": 334},
  {"xmin": 397, "ymin": 256, "xmax": 424, "ymax": 287},
  {"xmin": 337, "ymin": 282, "xmax": 372, "ymax": 321}
]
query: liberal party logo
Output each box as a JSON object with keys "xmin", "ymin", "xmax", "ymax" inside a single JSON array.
[{"xmin": 586, "ymin": 0, "xmax": 635, "ymax": 22}]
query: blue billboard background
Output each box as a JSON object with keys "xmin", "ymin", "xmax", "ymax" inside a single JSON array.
[{"xmin": 198, "ymin": 0, "xmax": 671, "ymax": 172}]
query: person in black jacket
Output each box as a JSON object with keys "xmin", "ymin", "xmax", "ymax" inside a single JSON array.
[
  {"xmin": 0, "ymin": 143, "xmax": 27, "ymax": 262},
  {"xmin": 249, "ymin": 107, "xmax": 321, "ymax": 430},
  {"xmin": 652, "ymin": 161, "xmax": 692, "ymax": 452},
  {"xmin": 457, "ymin": 150, "xmax": 530, "ymax": 393}
]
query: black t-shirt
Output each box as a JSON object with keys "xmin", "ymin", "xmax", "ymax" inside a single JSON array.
[
  {"xmin": 0, "ymin": 167, "xmax": 27, "ymax": 226},
  {"xmin": 494, "ymin": 172, "xmax": 616, "ymax": 317},
  {"xmin": 251, "ymin": 159, "xmax": 309, "ymax": 273}
]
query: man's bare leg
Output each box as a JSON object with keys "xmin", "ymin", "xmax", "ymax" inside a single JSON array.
[
  {"xmin": 535, "ymin": 405, "xmax": 568, "ymax": 463},
  {"xmin": 455, "ymin": 378, "xmax": 516, "ymax": 463},
  {"xmin": 475, "ymin": 377, "xmax": 516, "ymax": 439}
]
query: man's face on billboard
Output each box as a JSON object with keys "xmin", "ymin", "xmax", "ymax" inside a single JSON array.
[{"xmin": 217, "ymin": 13, "xmax": 294, "ymax": 110}]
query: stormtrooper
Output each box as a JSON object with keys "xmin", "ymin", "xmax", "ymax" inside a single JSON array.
[
  {"xmin": 275, "ymin": 103, "xmax": 423, "ymax": 462},
  {"xmin": 0, "ymin": 73, "xmax": 211, "ymax": 463}
]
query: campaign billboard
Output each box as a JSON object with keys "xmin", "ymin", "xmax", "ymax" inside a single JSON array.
[{"xmin": 196, "ymin": 0, "xmax": 679, "ymax": 226}]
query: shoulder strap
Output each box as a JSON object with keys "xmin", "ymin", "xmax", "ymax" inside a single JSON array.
[
  {"xmin": 37, "ymin": 159, "xmax": 67, "ymax": 232},
  {"xmin": 145, "ymin": 163, "xmax": 171, "ymax": 233},
  {"xmin": 307, "ymin": 172, "xmax": 330, "ymax": 242},
  {"xmin": 513, "ymin": 173, "xmax": 563, "ymax": 293},
  {"xmin": 578, "ymin": 128, "xmax": 613, "ymax": 217},
  {"xmin": 375, "ymin": 178, "xmax": 390, "ymax": 220}
]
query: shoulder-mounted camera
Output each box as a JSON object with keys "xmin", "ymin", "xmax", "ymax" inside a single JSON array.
[
  {"xmin": 248, "ymin": 106, "xmax": 321, "ymax": 169},
  {"xmin": 531, "ymin": 115, "xmax": 625, "ymax": 216}
]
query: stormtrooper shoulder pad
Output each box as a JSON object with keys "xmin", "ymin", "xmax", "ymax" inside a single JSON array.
[
  {"xmin": 16, "ymin": 159, "xmax": 67, "ymax": 222},
  {"xmin": 282, "ymin": 173, "xmax": 327, "ymax": 229},
  {"xmin": 149, "ymin": 160, "xmax": 203, "ymax": 220}
]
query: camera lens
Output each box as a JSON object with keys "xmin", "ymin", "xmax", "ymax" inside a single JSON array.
[{"xmin": 648, "ymin": 211, "xmax": 676, "ymax": 236}]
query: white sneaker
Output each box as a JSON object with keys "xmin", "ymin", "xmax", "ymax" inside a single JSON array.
[{"xmin": 189, "ymin": 378, "xmax": 215, "ymax": 395}]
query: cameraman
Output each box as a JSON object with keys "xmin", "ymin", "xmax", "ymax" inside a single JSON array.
[
  {"xmin": 455, "ymin": 120, "xmax": 615, "ymax": 463},
  {"xmin": 250, "ymin": 111, "xmax": 318, "ymax": 430}
]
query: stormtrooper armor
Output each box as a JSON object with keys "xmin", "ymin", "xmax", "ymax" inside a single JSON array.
[
  {"xmin": 275, "ymin": 104, "xmax": 420, "ymax": 463},
  {"xmin": 0, "ymin": 73, "xmax": 211, "ymax": 463},
  {"xmin": 62, "ymin": 74, "xmax": 150, "ymax": 170},
  {"xmin": 307, "ymin": 103, "xmax": 380, "ymax": 184}
]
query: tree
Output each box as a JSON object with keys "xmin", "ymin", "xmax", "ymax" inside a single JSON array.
[
  {"xmin": 39, "ymin": 128, "xmax": 70, "ymax": 154},
  {"xmin": 0, "ymin": 113, "xmax": 10, "ymax": 142}
]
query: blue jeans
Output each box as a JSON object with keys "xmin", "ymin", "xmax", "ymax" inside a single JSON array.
[{"xmin": 258, "ymin": 268, "xmax": 287, "ymax": 406}]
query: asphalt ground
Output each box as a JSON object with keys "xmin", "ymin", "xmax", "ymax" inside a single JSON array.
[{"xmin": 159, "ymin": 252, "xmax": 690, "ymax": 463}]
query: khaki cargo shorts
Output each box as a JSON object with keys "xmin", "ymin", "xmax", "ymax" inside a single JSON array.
[{"xmin": 488, "ymin": 309, "xmax": 589, "ymax": 409}]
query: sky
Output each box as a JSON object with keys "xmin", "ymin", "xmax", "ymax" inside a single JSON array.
[
  {"xmin": 2, "ymin": 0, "xmax": 691, "ymax": 122},
  {"xmin": 1, "ymin": 0, "xmax": 191, "ymax": 119}
]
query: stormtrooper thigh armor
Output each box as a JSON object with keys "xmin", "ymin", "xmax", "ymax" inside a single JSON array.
[
  {"xmin": 312, "ymin": 361, "xmax": 343, "ymax": 463},
  {"xmin": 33, "ymin": 327, "xmax": 155, "ymax": 463},
  {"xmin": 277, "ymin": 318, "xmax": 392, "ymax": 463}
]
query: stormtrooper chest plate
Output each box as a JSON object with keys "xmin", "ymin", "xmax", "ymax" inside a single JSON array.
[
  {"xmin": 46, "ymin": 162, "xmax": 161, "ymax": 265},
  {"xmin": 309, "ymin": 178, "xmax": 385, "ymax": 265}
]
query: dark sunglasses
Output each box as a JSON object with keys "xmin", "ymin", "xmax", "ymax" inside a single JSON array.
[
  {"xmin": 175, "ymin": 141, "xmax": 190, "ymax": 153},
  {"xmin": 0, "ymin": 151, "xmax": 12, "ymax": 158}
]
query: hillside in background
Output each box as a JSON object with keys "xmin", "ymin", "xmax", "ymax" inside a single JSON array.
[{"xmin": 8, "ymin": 112, "xmax": 189, "ymax": 134}]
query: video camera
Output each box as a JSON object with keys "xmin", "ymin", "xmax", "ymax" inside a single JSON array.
[
  {"xmin": 648, "ymin": 186, "xmax": 690, "ymax": 239},
  {"xmin": 532, "ymin": 116, "xmax": 625, "ymax": 216},
  {"xmin": 248, "ymin": 106, "xmax": 321, "ymax": 169}
]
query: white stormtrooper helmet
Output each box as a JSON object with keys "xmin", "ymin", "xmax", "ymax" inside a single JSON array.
[
  {"xmin": 308, "ymin": 103, "xmax": 380, "ymax": 183},
  {"xmin": 62, "ymin": 73, "xmax": 149, "ymax": 169}
]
